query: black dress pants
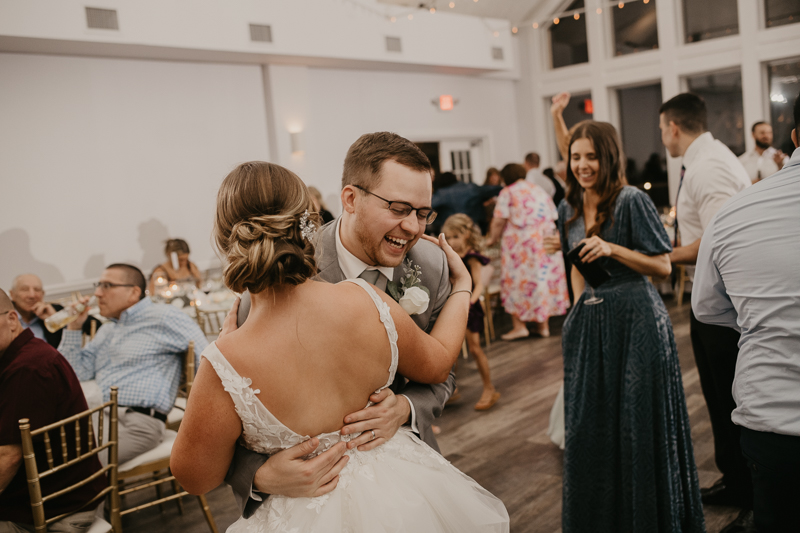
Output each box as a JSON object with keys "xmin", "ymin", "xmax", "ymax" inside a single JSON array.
[
  {"xmin": 689, "ymin": 310, "xmax": 752, "ymax": 507},
  {"xmin": 740, "ymin": 427, "xmax": 800, "ymax": 532}
]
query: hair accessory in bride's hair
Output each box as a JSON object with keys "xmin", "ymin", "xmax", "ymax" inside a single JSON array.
[{"xmin": 299, "ymin": 210, "xmax": 317, "ymax": 242}]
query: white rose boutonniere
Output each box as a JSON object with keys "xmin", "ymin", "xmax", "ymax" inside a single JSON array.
[{"xmin": 387, "ymin": 258, "xmax": 430, "ymax": 315}]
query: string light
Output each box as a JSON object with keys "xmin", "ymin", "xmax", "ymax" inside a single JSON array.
[
  {"xmin": 390, "ymin": 16, "xmax": 396, "ymax": 22},
  {"xmin": 597, "ymin": 7, "xmax": 602, "ymax": 14},
  {"xmin": 493, "ymin": 31, "xmax": 499, "ymax": 37},
  {"xmin": 574, "ymin": 12, "xmax": 580, "ymax": 19},
  {"xmin": 408, "ymin": 13, "xmax": 413, "ymax": 20},
  {"xmin": 553, "ymin": 17, "xmax": 560, "ymax": 24},
  {"xmin": 618, "ymin": 2, "xmax": 624, "ymax": 8},
  {"xmin": 533, "ymin": 22, "xmax": 539, "ymax": 29},
  {"xmin": 449, "ymin": 1, "xmax": 455, "ymax": 6},
  {"xmin": 512, "ymin": 26, "xmax": 518, "ymax": 33},
  {"xmin": 430, "ymin": 7, "xmax": 435, "ymax": 13}
]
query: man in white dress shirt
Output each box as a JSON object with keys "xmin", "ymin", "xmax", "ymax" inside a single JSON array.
[
  {"xmin": 738, "ymin": 122, "xmax": 789, "ymax": 183},
  {"xmin": 523, "ymin": 152, "xmax": 556, "ymax": 197},
  {"xmin": 693, "ymin": 91, "xmax": 800, "ymax": 533},
  {"xmin": 659, "ymin": 93, "xmax": 754, "ymax": 532}
]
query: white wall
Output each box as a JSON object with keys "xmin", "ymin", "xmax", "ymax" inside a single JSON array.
[
  {"xmin": 0, "ymin": 53, "xmax": 270, "ymax": 292},
  {"xmin": 267, "ymin": 65, "xmax": 522, "ymax": 204},
  {"xmin": 0, "ymin": 54, "xmax": 521, "ymax": 293}
]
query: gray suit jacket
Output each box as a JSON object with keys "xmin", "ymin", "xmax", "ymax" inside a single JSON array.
[{"xmin": 227, "ymin": 219, "xmax": 456, "ymax": 517}]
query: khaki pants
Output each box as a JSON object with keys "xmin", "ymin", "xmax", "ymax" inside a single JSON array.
[{"xmin": 96, "ymin": 407, "xmax": 165, "ymax": 467}]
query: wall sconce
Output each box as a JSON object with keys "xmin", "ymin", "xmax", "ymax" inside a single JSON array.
[
  {"xmin": 290, "ymin": 131, "xmax": 305, "ymax": 155},
  {"xmin": 431, "ymin": 95, "xmax": 459, "ymax": 111}
]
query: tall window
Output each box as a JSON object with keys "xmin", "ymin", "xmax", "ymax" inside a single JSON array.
[
  {"xmin": 765, "ymin": 0, "xmax": 800, "ymax": 28},
  {"xmin": 683, "ymin": 0, "xmax": 739, "ymax": 43},
  {"xmin": 617, "ymin": 84, "xmax": 668, "ymax": 207},
  {"xmin": 768, "ymin": 58, "xmax": 800, "ymax": 154},
  {"xmin": 613, "ymin": 0, "xmax": 659, "ymax": 56},
  {"xmin": 550, "ymin": 0, "xmax": 589, "ymax": 69},
  {"xmin": 687, "ymin": 71, "xmax": 745, "ymax": 155}
]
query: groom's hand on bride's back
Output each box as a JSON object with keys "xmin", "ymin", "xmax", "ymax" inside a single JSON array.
[{"xmin": 253, "ymin": 438, "xmax": 349, "ymax": 498}]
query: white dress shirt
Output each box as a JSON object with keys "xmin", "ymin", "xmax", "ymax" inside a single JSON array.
[
  {"xmin": 334, "ymin": 218, "xmax": 420, "ymax": 434},
  {"xmin": 677, "ymin": 132, "xmax": 751, "ymax": 245},
  {"xmin": 693, "ymin": 147, "xmax": 800, "ymax": 437},
  {"xmin": 525, "ymin": 168, "xmax": 556, "ymax": 197},
  {"xmin": 738, "ymin": 146, "xmax": 790, "ymax": 182}
]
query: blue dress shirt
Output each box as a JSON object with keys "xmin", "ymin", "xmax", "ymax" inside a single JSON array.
[
  {"xmin": 693, "ymin": 147, "xmax": 800, "ymax": 437},
  {"xmin": 59, "ymin": 298, "xmax": 208, "ymax": 414}
]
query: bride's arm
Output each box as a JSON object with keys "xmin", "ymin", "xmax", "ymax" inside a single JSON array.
[
  {"xmin": 171, "ymin": 359, "xmax": 243, "ymax": 495},
  {"xmin": 386, "ymin": 234, "xmax": 471, "ymax": 384}
]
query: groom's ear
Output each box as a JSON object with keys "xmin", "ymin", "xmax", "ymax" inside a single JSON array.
[{"xmin": 341, "ymin": 185, "xmax": 358, "ymax": 214}]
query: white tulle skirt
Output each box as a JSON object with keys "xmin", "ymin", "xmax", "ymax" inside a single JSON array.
[{"xmin": 227, "ymin": 428, "xmax": 509, "ymax": 533}]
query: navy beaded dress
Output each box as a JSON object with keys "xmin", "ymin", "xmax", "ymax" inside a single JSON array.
[{"xmin": 557, "ymin": 187, "xmax": 705, "ymax": 533}]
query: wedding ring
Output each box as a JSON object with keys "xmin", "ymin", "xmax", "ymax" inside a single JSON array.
[{"xmin": 371, "ymin": 430, "xmax": 376, "ymax": 440}]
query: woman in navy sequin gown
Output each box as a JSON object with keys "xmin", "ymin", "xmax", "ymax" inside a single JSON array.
[{"xmin": 557, "ymin": 121, "xmax": 705, "ymax": 532}]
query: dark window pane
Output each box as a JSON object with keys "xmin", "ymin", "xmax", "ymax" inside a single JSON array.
[
  {"xmin": 618, "ymin": 84, "xmax": 669, "ymax": 208},
  {"xmin": 613, "ymin": 0, "xmax": 659, "ymax": 56},
  {"xmin": 768, "ymin": 58, "xmax": 800, "ymax": 155},
  {"xmin": 683, "ymin": 0, "xmax": 739, "ymax": 43},
  {"xmin": 550, "ymin": 0, "xmax": 588, "ymax": 69},
  {"xmin": 687, "ymin": 71, "xmax": 745, "ymax": 155},
  {"xmin": 766, "ymin": 0, "xmax": 800, "ymax": 28}
]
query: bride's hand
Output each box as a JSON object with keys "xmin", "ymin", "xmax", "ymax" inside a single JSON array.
[
  {"xmin": 253, "ymin": 438, "xmax": 349, "ymax": 498},
  {"xmin": 421, "ymin": 233, "xmax": 471, "ymax": 293}
]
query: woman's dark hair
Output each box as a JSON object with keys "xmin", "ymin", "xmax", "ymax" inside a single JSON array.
[
  {"xmin": 500, "ymin": 163, "xmax": 526, "ymax": 186},
  {"xmin": 565, "ymin": 121, "xmax": 627, "ymax": 238},
  {"xmin": 433, "ymin": 171, "xmax": 458, "ymax": 191},
  {"xmin": 484, "ymin": 167, "xmax": 501, "ymax": 186},
  {"xmin": 164, "ymin": 238, "xmax": 190, "ymax": 256}
]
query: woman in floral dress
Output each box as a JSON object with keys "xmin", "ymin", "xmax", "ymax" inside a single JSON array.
[{"xmin": 487, "ymin": 163, "xmax": 569, "ymax": 339}]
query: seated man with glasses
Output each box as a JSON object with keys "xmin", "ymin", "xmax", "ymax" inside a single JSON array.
[{"xmin": 59, "ymin": 263, "xmax": 208, "ymax": 464}]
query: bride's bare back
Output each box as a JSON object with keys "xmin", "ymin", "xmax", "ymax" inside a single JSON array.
[{"xmin": 215, "ymin": 280, "xmax": 397, "ymax": 437}]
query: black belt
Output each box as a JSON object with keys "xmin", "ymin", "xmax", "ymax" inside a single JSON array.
[{"xmin": 125, "ymin": 406, "xmax": 167, "ymax": 423}]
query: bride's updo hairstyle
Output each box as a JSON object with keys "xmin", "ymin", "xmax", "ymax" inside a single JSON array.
[{"xmin": 214, "ymin": 161, "xmax": 318, "ymax": 294}]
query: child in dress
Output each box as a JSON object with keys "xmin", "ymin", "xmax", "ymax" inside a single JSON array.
[{"xmin": 442, "ymin": 214, "xmax": 500, "ymax": 411}]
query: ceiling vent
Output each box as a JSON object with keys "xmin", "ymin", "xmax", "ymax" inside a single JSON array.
[
  {"xmin": 85, "ymin": 7, "xmax": 118, "ymax": 30},
  {"xmin": 249, "ymin": 24, "xmax": 273, "ymax": 43},
  {"xmin": 386, "ymin": 36, "xmax": 402, "ymax": 53},
  {"xmin": 492, "ymin": 47, "xmax": 504, "ymax": 60}
]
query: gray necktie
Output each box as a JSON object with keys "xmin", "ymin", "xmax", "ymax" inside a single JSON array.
[{"xmin": 359, "ymin": 269, "xmax": 388, "ymax": 292}]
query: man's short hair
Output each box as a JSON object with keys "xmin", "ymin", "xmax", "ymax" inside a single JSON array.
[
  {"xmin": 341, "ymin": 132, "xmax": 433, "ymax": 190},
  {"xmin": 659, "ymin": 93, "xmax": 708, "ymax": 135},
  {"xmin": 106, "ymin": 264, "xmax": 146, "ymax": 300},
  {"xmin": 524, "ymin": 152, "xmax": 540, "ymax": 167},
  {"xmin": 751, "ymin": 121, "xmax": 768, "ymax": 133}
]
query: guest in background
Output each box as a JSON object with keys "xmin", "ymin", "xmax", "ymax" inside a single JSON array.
[
  {"xmin": 0, "ymin": 289, "xmax": 107, "ymax": 531},
  {"xmin": 487, "ymin": 164, "xmax": 568, "ymax": 340},
  {"xmin": 523, "ymin": 152, "xmax": 556, "ymax": 197},
  {"xmin": 660, "ymin": 93, "xmax": 754, "ymax": 531},
  {"xmin": 693, "ymin": 91, "xmax": 800, "ymax": 533},
  {"xmin": 147, "ymin": 238, "xmax": 203, "ymax": 295},
  {"xmin": 442, "ymin": 214, "xmax": 500, "ymax": 411},
  {"xmin": 738, "ymin": 122, "xmax": 789, "ymax": 183},
  {"xmin": 483, "ymin": 167, "xmax": 502, "ymax": 187},
  {"xmin": 557, "ymin": 120, "xmax": 704, "ymax": 532},
  {"xmin": 542, "ymin": 167, "xmax": 565, "ymax": 207},
  {"xmin": 8, "ymin": 273, "xmax": 100, "ymax": 349},
  {"xmin": 60, "ymin": 263, "xmax": 208, "ymax": 465},
  {"xmin": 430, "ymin": 172, "xmax": 502, "ymax": 235},
  {"xmin": 308, "ymin": 186, "xmax": 335, "ymax": 224}
]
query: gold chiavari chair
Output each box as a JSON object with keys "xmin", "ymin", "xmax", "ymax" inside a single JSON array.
[
  {"xmin": 116, "ymin": 342, "xmax": 218, "ymax": 532},
  {"xmin": 19, "ymin": 387, "xmax": 121, "ymax": 533},
  {"xmin": 196, "ymin": 308, "xmax": 229, "ymax": 338}
]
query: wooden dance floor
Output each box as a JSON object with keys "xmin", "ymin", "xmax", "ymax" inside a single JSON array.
[{"xmin": 122, "ymin": 298, "xmax": 740, "ymax": 533}]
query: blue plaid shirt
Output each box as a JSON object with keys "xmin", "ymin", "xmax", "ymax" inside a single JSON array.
[{"xmin": 59, "ymin": 298, "xmax": 208, "ymax": 414}]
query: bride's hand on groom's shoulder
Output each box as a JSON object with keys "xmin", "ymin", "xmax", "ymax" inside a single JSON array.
[
  {"xmin": 341, "ymin": 389, "xmax": 410, "ymax": 452},
  {"xmin": 421, "ymin": 233, "xmax": 472, "ymax": 293},
  {"xmin": 217, "ymin": 297, "xmax": 241, "ymax": 340},
  {"xmin": 253, "ymin": 438, "xmax": 349, "ymax": 498}
]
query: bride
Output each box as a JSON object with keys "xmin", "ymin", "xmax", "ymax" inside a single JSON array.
[{"xmin": 171, "ymin": 162, "xmax": 509, "ymax": 532}]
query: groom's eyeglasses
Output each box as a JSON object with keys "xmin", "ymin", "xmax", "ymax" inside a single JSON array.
[{"xmin": 354, "ymin": 185, "xmax": 438, "ymax": 225}]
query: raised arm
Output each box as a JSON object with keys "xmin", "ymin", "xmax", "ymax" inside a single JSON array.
[{"xmin": 551, "ymin": 92, "xmax": 572, "ymax": 161}]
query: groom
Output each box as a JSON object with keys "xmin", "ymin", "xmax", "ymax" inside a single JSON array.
[{"xmin": 224, "ymin": 131, "xmax": 457, "ymax": 518}]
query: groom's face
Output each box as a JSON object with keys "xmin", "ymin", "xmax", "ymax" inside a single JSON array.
[{"xmin": 351, "ymin": 160, "xmax": 432, "ymax": 268}]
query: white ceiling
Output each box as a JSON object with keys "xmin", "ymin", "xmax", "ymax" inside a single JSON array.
[{"xmin": 376, "ymin": 0, "xmax": 557, "ymax": 26}]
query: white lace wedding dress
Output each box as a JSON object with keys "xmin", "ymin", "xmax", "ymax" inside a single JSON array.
[{"xmin": 203, "ymin": 279, "xmax": 509, "ymax": 532}]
